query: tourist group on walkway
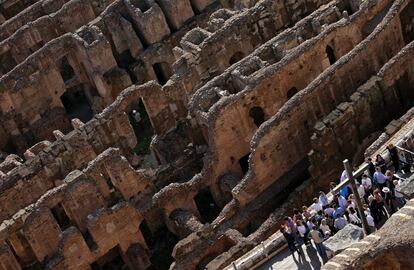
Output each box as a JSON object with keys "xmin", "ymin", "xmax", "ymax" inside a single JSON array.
[{"xmin": 281, "ymin": 144, "xmax": 407, "ymax": 261}]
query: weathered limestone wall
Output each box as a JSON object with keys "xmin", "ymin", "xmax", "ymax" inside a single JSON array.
[
  {"xmin": 0, "ymin": 110, "xmax": 136, "ymax": 223},
  {"xmin": 188, "ymin": 0, "xmax": 380, "ymax": 206},
  {"xmin": 0, "ymin": 144, "xmax": 205, "ymax": 269},
  {"xmin": 232, "ymin": 0, "xmax": 407, "ymax": 206},
  {"xmin": 0, "ymin": 0, "xmax": 113, "ymax": 41},
  {"xmin": 0, "ymin": 0, "xmax": 220, "ymax": 154},
  {"xmin": 0, "ymin": 0, "xmax": 112, "ymax": 75},
  {"xmin": 310, "ymin": 40, "xmax": 414, "ymax": 184}
]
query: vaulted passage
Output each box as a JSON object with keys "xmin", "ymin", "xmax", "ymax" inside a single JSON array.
[{"xmin": 194, "ymin": 189, "xmax": 221, "ymax": 223}]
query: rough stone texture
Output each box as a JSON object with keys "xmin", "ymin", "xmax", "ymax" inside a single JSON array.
[
  {"xmin": 324, "ymin": 224, "xmax": 363, "ymax": 258},
  {"xmin": 323, "ymin": 199, "xmax": 414, "ymax": 270},
  {"xmin": 397, "ymin": 174, "xmax": 414, "ymax": 199}
]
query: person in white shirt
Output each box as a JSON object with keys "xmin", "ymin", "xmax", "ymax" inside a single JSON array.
[
  {"xmin": 357, "ymin": 182, "xmax": 365, "ymax": 199},
  {"xmin": 393, "ymin": 180, "xmax": 406, "ymax": 209},
  {"xmin": 312, "ymin": 197, "xmax": 323, "ymax": 213},
  {"xmin": 348, "ymin": 207, "xmax": 361, "ymax": 225},
  {"xmin": 319, "ymin": 219, "xmax": 331, "ymax": 238},
  {"xmin": 361, "ymin": 174, "xmax": 372, "ymax": 196},
  {"xmin": 365, "ymin": 209, "xmax": 376, "ymax": 233}
]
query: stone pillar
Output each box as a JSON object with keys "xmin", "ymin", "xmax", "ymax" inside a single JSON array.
[
  {"xmin": 23, "ymin": 208, "xmax": 61, "ymax": 262},
  {"xmin": 0, "ymin": 242, "xmax": 21, "ymax": 270}
]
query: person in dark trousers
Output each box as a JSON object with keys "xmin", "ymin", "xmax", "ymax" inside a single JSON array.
[
  {"xmin": 375, "ymin": 154, "xmax": 387, "ymax": 174},
  {"xmin": 280, "ymin": 226, "xmax": 301, "ymax": 255},
  {"xmin": 367, "ymin": 158, "xmax": 376, "ymax": 178},
  {"xmin": 387, "ymin": 144, "xmax": 400, "ymax": 172}
]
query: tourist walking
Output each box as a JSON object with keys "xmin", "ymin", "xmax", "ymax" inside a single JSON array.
[
  {"xmin": 281, "ymin": 226, "xmax": 301, "ymax": 255},
  {"xmin": 310, "ymin": 225, "xmax": 327, "ymax": 258},
  {"xmin": 375, "ymin": 154, "xmax": 387, "ymax": 174},
  {"xmin": 387, "ymin": 144, "xmax": 400, "ymax": 172}
]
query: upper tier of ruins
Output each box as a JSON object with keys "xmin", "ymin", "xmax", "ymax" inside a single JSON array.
[{"xmin": 0, "ymin": 0, "xmax": 413, "ymax": 269}]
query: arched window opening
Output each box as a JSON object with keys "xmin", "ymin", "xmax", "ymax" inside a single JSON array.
[
  {"xmin": 287, "ymin": 87, "xmax": 298, "ymax": 99},
  {"xmin": 249, "ymin": 106, "xmax": 265, "ymax": 127},
  {"xmin": 229, "ymin": 51, "xmax": 245, "ymax": 65},
  {"xmin": 326, "ymin": 45, "xmax": 337, "ymax": 65}
]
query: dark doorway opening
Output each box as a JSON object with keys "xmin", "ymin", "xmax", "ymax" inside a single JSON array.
[
  {"xmin": 194, "ymin": 189, "xmax": 221, "ymax": 223},
  {"xmin": 128, "ymin": 99, "xmax": 154, "ymax": 157},
  {"xmin": 326, "ymin": 45, "xmax": 337, "ymax": 65},
  {"xmin": 130, "ymin": 0, "xmax": 150, "ymax": 12},
  {"xmin": 249, "ymin": 107, "xmax": 265, "ymax": 127},
  {"xmin": 146, "ymin": 226, "xmax": 178, "ymax": 270},
  {"xmin": 238, "ymin": 153, "xmax": 250, "ymax": 174},
  {"xmin": 152, "ymin": 62, "xmax": 172, "ymax": 85},
  {"xmin": 286, "ymin": 87, "xmax": 298, "ymax": 99},
  {"xmin": 139, "ymin": 220, "xmax": 152, "ymax": 247},
  {"xmin": 50, "ymin": 203, "xmax": 72, "ymax": 231},
  {"xmin": 59, "ymin": 57, "xmax": 76, "ymax": 82},
  {"xmin": 0, "ymin": 51, "xmax": 17, "ymax": 75},
  {"xmin": 399, "ymin": 1, "xmax": 414, "ymax": 44},
  {"xmin": 91, "ymin": 246, "xmax": 129, "ymax": 270},
  {"xmin": 229, "ymin": 51, "xmax": 245, "ymax": 65},
  {"xmin": 116, "ymin": 50, "xmax": 138, "ymax": 82},
  {"xmin": 60, "ymin": 86, "xmax": 94, "ymax": 123}
]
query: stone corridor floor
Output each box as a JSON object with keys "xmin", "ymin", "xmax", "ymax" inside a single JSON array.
[{"xmin": 258, "ymin": 242, "xmax": 325, "ymax": 270}]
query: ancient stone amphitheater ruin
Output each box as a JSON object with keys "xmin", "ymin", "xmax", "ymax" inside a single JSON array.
[{"xmin": 0, "ymin": 0, "xmax": 413, "ymax": 269}]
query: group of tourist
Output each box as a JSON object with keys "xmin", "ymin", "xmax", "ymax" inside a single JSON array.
[{"xmin": 280, "ymin": 144, "xmax": 407, "ymax": 260}]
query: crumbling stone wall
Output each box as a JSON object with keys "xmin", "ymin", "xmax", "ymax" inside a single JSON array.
[{"xmin": 310, "ymin": 40, "xmax": 414, "ymax": 185}]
